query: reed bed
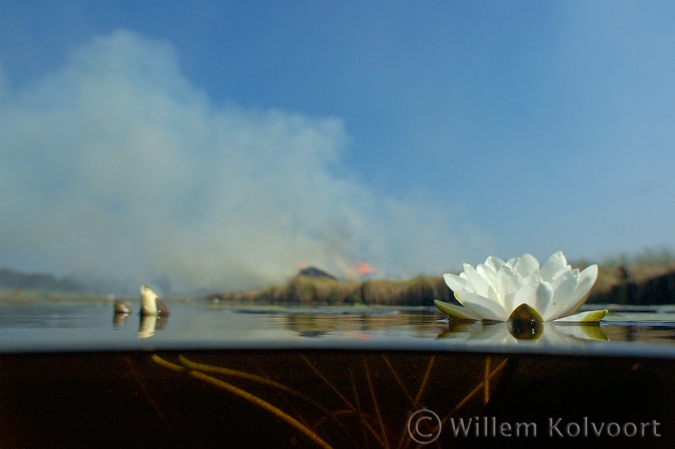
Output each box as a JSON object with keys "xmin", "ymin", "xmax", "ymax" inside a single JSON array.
[
  {"xmin": 212, "ymin": 262, "xmax": 675, "ymax": 307},
  {"xmin": 209, "ymin": 275, "xmax": 455, "ymax": 306}
]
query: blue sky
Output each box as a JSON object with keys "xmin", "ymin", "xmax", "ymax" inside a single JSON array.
[{"xmin": 1, "ymin": 1, "xmax": 674, "ymax": 292}]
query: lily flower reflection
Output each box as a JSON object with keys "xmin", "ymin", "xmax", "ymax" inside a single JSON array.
[
  {"xmin": 435, "ymin": 251, "xmax": 607, "ymax": 323},
  {"xmin": 138, "ymin": 315, "xmax": 157, "ymax": 340},
  {"xmin": 138, "ymin": 314, "xmax": 169, "ymax": 340},
  {"xmin": 438, "ymin": 321, "xmax": 608, "ymax": 344}
]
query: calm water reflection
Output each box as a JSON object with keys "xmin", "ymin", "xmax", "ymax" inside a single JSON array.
[{"xmin": 0, "ymin": 300, "xmax": 675, "ymax": 355}]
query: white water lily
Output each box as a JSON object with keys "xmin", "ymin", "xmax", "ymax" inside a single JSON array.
[{"xmin": 435, "ymin": 251, "xmax": 607, "ymax": 323}]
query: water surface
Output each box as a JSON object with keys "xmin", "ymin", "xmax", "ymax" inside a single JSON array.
[{"xmin": 1, "ymin": 300, "xmax": 675, "ymax": 357}]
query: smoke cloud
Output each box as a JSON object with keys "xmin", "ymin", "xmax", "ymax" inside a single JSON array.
[{"xmin": 0, "ymin": 30, "xmax": 491, "ymax": 293}]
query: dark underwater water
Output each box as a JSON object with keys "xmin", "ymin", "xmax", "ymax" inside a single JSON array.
[{"xmin": 1, "ymin": 301, "xmax": 674, "ymax": 448}]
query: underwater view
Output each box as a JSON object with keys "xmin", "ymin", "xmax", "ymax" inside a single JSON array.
[{"xmin": 0, "ymin": 300, "xmax": 674, "ymax": 448}]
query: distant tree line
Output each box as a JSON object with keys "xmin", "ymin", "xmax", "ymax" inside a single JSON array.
[{"xmin": 0, "ymin": 268, "xmax": 83, "ymax": 292}]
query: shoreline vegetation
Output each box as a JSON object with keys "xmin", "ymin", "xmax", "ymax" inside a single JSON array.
[
  {"xmin": 209, "ymin": 262, "xmax": 675, "ymax": 307},
  {"xmin": 2, "ymin": 248, "xmax": 675, "ymax": 306},
  {"xmin": 210, "ymin": 275, "xmax": 455, "ymax": 306}
]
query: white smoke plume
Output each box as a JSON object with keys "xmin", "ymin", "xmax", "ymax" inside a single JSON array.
[{"xmin": 0, "ymin": 30, "xmax": 491, "ymax": 293}]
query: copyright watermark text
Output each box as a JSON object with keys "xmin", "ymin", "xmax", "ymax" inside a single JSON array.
[
  {"xmin": 407, "ymin": 408, "xmax": 442, "ymax": 445},
  {"xmin": 407, "ymin": 411, "xmax": 661, "ymax": 442}
]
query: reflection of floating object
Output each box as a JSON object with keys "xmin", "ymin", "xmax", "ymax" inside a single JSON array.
[
  {"xmin": 232, "ymin": 308, "xmax": 399, "ymax": 315},
  {"xmin": 140, "ymin": 284, "xmax": 170, "ymax": 316},
  {"xmin": 137, "ymin": 311, "xmax": 169, "ymax": 340},
  {"xmin": 113, "ymin": 300, "xmax": 133, "ymax": 327},
  {"xmin": 438, "ymin": 321, "xmax": 609, "ymax": 344},
  {"xmin": 113, "ymin": 313, "xmax": 131, "ymax": 328},
  {"xmin": 138, "ymin": 315, "xmax": 157, "ymax": 340},
  {"xmin": 298, "ymin": 331, "xmax": 329, "ymax": 338},
  {"xmin": 508, "ymin": 318, "xmax": 543, "ymax": 340}
]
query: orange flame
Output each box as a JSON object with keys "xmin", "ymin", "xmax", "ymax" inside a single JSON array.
[{"xmin": 355, "ymin": 261, "xmax": 376, "ymax": 276}]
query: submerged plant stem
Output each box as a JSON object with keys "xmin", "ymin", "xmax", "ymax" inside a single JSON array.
[
  {"xmin": 189, "ymin": 370, "xmax": 334, "ymax": 449},
  {"xmin": 381, "ymin": 355, "xmax": 414, "ymax": 406},
  {"xmin": 413, "ymin": 355, "xmax": 435, "ymax": 407},
  {"xmin": 364, "ymin": 356, "xmax": 390, "ymax": 449},
  {"xmin": 126, "ymin": 356, "xmax": 174, "ymax": 434},
  {"xmin": 301, "ymin": 355, "xmax": 356, "ymax": 411},
  {"xmin": 484, "ymin": 356, "xmax": 491, "ymax": 405},
  {"xmin": 178, "ymin": 354, "xmax": 356, "ymax": 443},
  {"xmin": 443, "ymin": 358, "xmax": 508, "ymax": 420},
  {"xmin": 151, "ymin": 354, "xmax": 185, "ymax": 372}
]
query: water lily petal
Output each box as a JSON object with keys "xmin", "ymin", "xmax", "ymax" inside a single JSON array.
[
  {"xmin": 553, "ymin": 265, "xmax": 598, "ymax": 319},
  {"xmin": 497, "ymin": 265, "xmax": 525, "ymax": 312},
  {"xmin": 487, "ymin": 285, "xmax": 499, "ymax": 303},
  {"xmin": 542, "ymin": 269, "xmax": 580, "ymax": 321},
  {"xmin": 512, "ymin": 282, "xmax": 553, "ymax": 319},
  {"xmin": 477, "ymin": 263, "xmax": 499, "ymax": 292},
  {"xmin": 434, "ymin": 300, "xmax": 481, "ymax": 320},
  {"xmin": 443, "ymin": 273, "xmax": 474, "ymax": 294},
  {"xmin": 513, "ymin": 253, "xmax": 540, "ymax": 278},
  {"xmin": 551, "ymin": 265, "xmax": 572, "ymax": 280},
  {"xmin": 523, "ymin": 273, "xmax": 543, "ymax": 284},
  {"xmin": 462, "ymin": 263, "xmax": 493, "ymax": 298},
  {"xmin": 553, "ymin": 309, "xmax": 608, "ymax": 323},
  {"xmin": 485, "ymin": 256, "xmax": 505, "ymax": 272},
  {"xmin": 551, "ymin": 268, "xmax": 579, "ymax": 296},
  {"xmin": 540, "ymin": 251, "xmax": 568, "ymax": 281},
  {"xmin": 454, "ymin": 290, "xmax": 509, "ymax": 321}
]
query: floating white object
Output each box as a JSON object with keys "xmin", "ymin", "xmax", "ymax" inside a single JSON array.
[
  {"xmin": 140, "ymin": 284, "xmax": 170, "ymax": 316},
  {"xmin": 435, "ymin": 251, "xmax": 607, "ymax": 323}
]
